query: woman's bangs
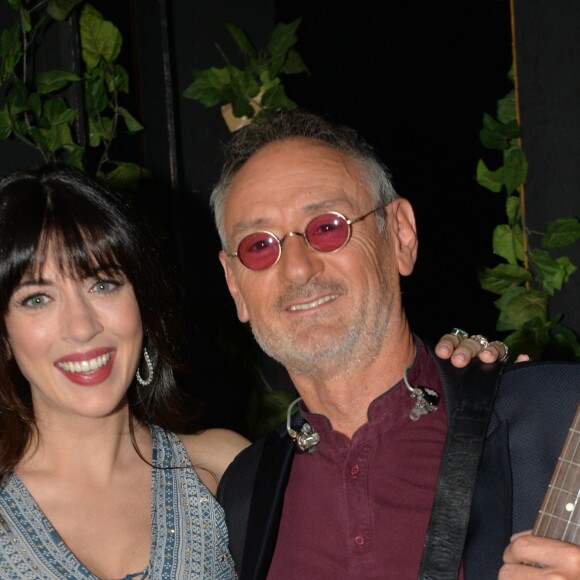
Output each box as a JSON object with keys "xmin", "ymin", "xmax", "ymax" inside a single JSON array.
[{"xmin": 32, "ymin": 222, "xmax": 123, "ymax": 280}]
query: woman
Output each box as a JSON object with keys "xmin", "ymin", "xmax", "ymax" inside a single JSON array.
[{"xmin": 0, "ymin": 164, "xmax": 249, "ymax": 579}]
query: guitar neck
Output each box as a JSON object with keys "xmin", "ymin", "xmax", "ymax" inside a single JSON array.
[{"xmin": 533, "ymin": 402, "xmax": 580, "ymax": 545}]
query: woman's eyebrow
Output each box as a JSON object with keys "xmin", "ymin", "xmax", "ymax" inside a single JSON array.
[{"xmin": 14, "ymin": 277, "xmax": 52, "ymax": 290}]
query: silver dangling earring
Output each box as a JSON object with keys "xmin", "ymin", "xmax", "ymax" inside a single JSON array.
[{"xmin": 136, "ymin": 347, "xmax": 154, "ymax": 386}]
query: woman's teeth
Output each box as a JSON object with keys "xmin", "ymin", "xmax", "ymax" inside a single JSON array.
[{"xmin": 57, "ymin": 352, "xmax": 111, "ymax": 373}]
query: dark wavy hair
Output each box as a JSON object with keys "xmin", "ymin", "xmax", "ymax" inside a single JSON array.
[{"xmin": 0, "ymin": 164, "xmax": 199, "ymax": 480}]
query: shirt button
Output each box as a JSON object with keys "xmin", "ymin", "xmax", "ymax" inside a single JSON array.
[
  {"xmin": 350, "ymin": 464, "xmax": 360, "ymax": 476},
  {"xmin": 354, "ymin": 535, "xmax": 365, "ymax": 546}
]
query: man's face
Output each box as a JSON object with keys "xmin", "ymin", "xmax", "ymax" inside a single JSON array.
[{"xmin": 219, "ymin": 139, "xmax": 417, "ymax": 379}]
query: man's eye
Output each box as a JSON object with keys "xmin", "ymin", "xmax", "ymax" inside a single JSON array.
[{"xmin": 249, "ymin": 239, "xmax": 272, "ymax": 253}]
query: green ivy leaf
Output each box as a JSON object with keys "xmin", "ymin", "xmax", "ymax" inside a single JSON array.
[
  {"xmin": 505, "ymin": 195, "xmax": 520, "ymax": 224},
  {"xmin": 496, "ymin": 89, "xmax": 516, "ymax": 124},
  {"xmin": 47, "ymin": 0, "xmax": 84, "ymax": 21},
  {"xmin": 502, "ymin": 146, "xmax": 527, "ymax": 194},
  {"xmin": 88, "ymin": 115, "xmax": 113, "ymax": 147},
  {"xmin": 530, "ymin": 249, "xmax": 574, "ymax": 294},
  {"xmin": 117, "ymin": 106, "xmax": 144, "ymax": 133},
  {"xmin": 43, "ymin": 98, "xmax": 76, "ymax": 126},
  {"xmin": 112, "ymin": 64, "xmax": 129, "ymax": 93},
  {"xmin": 497, "ymin": 290, "xmax": 548, "ymax": 330},
  {"xmin": 7, "ymin": 0, "xmax": 22, "ymax": 10},
  {"xmin": 39, "ymin": 122, "xmax": 73, "ymax": 153},
  {"xmin": 476, "ymin": 159, "xmax": 504, "ymax": 193},
  {"xmin": 477, "ymin": 262, "xmax": 531, "ymax": 294},
  {"xmin": 479, "ymin": 113, "xmax": 508, "ymax": 150},
  {"xmin": 261, "ymin": 84, "xmax": 296, "ymax": 110},
  {"xmin": 0, "ymin": 107, "xmax": 12, "ymax": 139},
  {"xmin": 1, "ymin": 25, "xmax": 23, "ymax": 80},
  {"xmin": 551, "ymin": 324, "xmax": 580, "ymax": 359},
  {"xmin": 269, "ymin": 19, "xmax": 301, "ymax": 58},
  {"xmin": 281, "ymin": 48, "xmax": 309, "ymax": 76},
  {"xmin": 230, "ymin": 95, "xmax": 256, "ymax": 119},
  {"xmin": 183, "ymin": 67, "xmax": 233, "ymax": 105},
  {"xmin": 84, "ymin": 74, "xmax": 108, "ymax": 116},
  {"xmin": 225, "ymin": 22, "xmax": 258, "ymax": 60},
  {"xmin": 80, "ymin": 4, "xmax": 122, "ymax": 69},
  {"xmin": 267, "ymin": 19, "xmax": 301, "ymax": 77},
  {"xmin": 103, "ymin": 161, "xmax": 152, "ymax": 189},
  {"xmin": 503, "ymin": 327, "xmax": 548, "ymax": 361},
  {"xmin": 479, "ymin": 113, "xmax": 519, "ymax": 150},
  {"xmin": 62, "ymin": 142, "xmax": 85, "ymax": 168},
  {"xmin": 492, "ymin": 224, "xmax": 523, "ymax": 265},
  {"xmin": 231, "ymin": 68, "xmax": 260, "ymax": 98},
  {"xmin": 37, "ymin": 69, "xmax": 80, "ymax": 94},
  {"xmin": 543, "ymin": 216, "xmax": 580, "ymax": 248}
]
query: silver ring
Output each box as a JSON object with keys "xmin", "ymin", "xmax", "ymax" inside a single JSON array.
[
  {"xmin": 469, "ymin": 334, "xmax": 489, "ymax": 349},
  {"xmin": 451, "ymin": 327, "xmax": 469, "ymax": 339},
  {"xmin": 489, "ymin": 340, "xmax": 509, "ymax": 362}
]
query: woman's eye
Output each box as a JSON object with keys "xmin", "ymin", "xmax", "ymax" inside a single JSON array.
[
  {"xmin": 90, "ymin": 279, "xmax": 122, "ymax": 294},
  {"xmin": 19, "ymin": 293, "xmax": 50, "ymax": 308}
]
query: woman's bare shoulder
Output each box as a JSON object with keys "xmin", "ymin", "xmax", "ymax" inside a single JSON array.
[{"xmin": 179, "ymin": 429, "xmax": 251, "ymax": 495}]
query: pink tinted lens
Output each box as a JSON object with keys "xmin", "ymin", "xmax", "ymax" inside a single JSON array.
[
  {"xmin": 237, "ymin": 232, "xmax": 281, "ymax": 270},
  {"xmin": 305, "ymin": 213, "xmax": 350, "ymax": 252}
]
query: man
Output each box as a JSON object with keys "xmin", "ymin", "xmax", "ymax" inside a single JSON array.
[{"xmin": 212, "ymin": 109, "xmax": 580, "ymax": 579}]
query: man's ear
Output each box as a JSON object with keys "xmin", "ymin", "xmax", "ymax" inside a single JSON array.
[
  {"xmin": 387, "ymin": 198, "xmax": 418, "ymax": 276},
  {"xmin": 219, "ymin": 250, "xmax": 251, "ymax": 322}
]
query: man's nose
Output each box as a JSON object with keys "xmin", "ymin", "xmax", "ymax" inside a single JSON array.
[{"xmin": 277, "ymin": 233, "xmax": 324, "ymax": 284}]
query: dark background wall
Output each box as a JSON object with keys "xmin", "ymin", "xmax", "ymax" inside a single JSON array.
[{"xmin": 0, "ymin": 0, "xmax": 577, "ymax": 434}]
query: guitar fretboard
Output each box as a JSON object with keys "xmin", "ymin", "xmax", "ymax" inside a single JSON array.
[{"xmin": 533, "ymin": 402, "xmax": 580, "ymax": 545}]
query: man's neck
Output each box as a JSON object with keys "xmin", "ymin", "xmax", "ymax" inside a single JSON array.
[{"xmin": 289, "ymin": 330, "xmax": 416, "ymax": 438}]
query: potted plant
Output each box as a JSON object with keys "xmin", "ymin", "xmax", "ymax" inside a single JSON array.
[{"xmin": 183, "ymin": 18, "xmax": 309, "ymax": 131}]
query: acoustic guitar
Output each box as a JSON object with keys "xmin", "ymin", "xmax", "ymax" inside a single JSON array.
[{"xmin": 533, "ymin": 401, "xmax": 580, "ymax": 544}]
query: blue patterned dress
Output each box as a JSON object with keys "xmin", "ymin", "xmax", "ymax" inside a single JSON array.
[{"xmin": 0, "ymin": 426, "xmax": 237, "ymax": 579}]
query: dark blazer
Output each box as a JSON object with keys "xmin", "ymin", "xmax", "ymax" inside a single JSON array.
[{"xmin": 218, "ymin": 351, "xmax": 580, "ymax": 580}]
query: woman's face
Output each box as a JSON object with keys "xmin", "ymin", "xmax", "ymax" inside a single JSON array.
[{"xmin": 5, "ymin": 253, "xmax": 143, "ymax": 422}]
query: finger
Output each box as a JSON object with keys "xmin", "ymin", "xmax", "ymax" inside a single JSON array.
[
  {"xmin": 515, "ymin": 354, "xmax": 531, "ymax": 362},
  {"xmin": 501, "ymin": 533, "xmax": 580, "ymax": 575},
  {"xmin": 480, "ymin": 340, "xmax": 509, "ymax": 363},
  {"xmin": 435, "ymin": 335, "xmax": 462, "ymax": 359},
  {"xmin": 455, "ymin": 334, "xmax": 488, "ymax": 357},
  {"xmin": 448, "ymin": 334, "xmax": 491, "ymax": 368},
  {"xmin": 434, "ymin": 328, "xmax": 468, "ymax": 360}
]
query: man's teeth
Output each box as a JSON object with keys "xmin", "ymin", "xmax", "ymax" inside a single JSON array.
[
  {"xmin": 57, "ymin": 353, "xmax": 111, "ymax": 373},
  {"xmin": 289, "ymin": 295, "xmax": 338, "ymax": 311}
]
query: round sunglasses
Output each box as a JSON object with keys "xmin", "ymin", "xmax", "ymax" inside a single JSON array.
[{"xmin": 227, "ymin": 205, "xmax": 384, "ymax": 271}]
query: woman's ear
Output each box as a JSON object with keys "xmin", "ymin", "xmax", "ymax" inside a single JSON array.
[{"xmin": 387, "ymin": 198, "xmax": 418, "ymax": 276}]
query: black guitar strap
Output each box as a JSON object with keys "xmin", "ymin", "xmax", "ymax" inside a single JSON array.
[{"xmin": 418, "ymin": 359, "xmax": 505, "ymax": 580}]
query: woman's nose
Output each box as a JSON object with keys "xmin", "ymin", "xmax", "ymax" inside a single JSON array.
[{"xmin": 61, "ymin": 293, "xmax": 104, "ymax": 343}]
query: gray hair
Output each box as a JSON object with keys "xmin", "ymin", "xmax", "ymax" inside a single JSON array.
[{"xmin": 210, "ymin": 109, "xmax": 399, "ymax": 248}]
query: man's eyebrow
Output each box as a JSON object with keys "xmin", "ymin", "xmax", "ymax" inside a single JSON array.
[{"xmin": 230, "ymin": 199, "xmax": 352, "ymax": 235}]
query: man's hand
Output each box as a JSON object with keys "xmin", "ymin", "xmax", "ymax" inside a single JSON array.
[
  {"xmin": 434, "ymin": 328, "xmax": 530, "ymax": 368},
  {"xmin": 499, "ymin": 531, "xmax": 580, "ymax": 578}
]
